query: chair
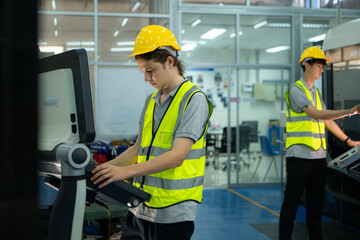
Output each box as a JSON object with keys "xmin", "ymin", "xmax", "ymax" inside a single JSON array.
[
  {"xmin": 205, "ymin": 133, "xmax": 220, "ymax": 169},
  {"xmin": 252, "ymin": 135, "xmax": 280, "ymax": 181},
  {"xmin": 220, "ymin": 125, "xmax": 251, "ymax": 170},
  {"xmin": 268, "ymin": 125, "xmax": 281, "ymax": 152}
]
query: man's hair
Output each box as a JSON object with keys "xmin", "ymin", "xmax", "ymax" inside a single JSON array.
[
  {"xmin": 301, "ymin": 58, "xmax": 327, "ymax": 72},
  {"xmin": 135, "ymin": 49, "xmax": 185, "ymax": 77}
]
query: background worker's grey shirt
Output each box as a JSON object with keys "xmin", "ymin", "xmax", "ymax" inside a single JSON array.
[
  {"xmin": 285, "ymin": 79, "xmax": 327, "ymax": 159},
  {"xmin": 130, "ymin": 81, "xmax": 210, "ymax": 224}
]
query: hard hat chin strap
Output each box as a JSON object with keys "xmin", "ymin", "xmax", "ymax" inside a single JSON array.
[{"xmin": 159, "ymin": 46, "xmax": 179, "ymax": 57}]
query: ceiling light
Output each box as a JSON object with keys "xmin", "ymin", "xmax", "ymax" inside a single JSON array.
[
  {"xmin": 191, "ymin": 19, "xmax": 201, "ymax": 27},
  {"xmin": 303, "ymin": 23, "xmax": 327, "ymax": 29},
  {"xmin": 53, "ymin": 17, "xmax": 57, "ymax": 26},
  {"xmin": 254, "ymin": 20, "xmax": 268, "ymax": 29},
  {"xmin": 200, "ymin": 28, "xmax": 226, "ymax": 39},
  {"xmin": 308, "ymin": 34, "xmax": 326, "ymax": 42},
  {"xmin": 121, "ymin": 18, "xmax": 128, "ymax": 27},
  {"xmin": 116, "ymin": 41, "xmax": 135, "ymax": 46},
  {"xmin": 39, "ymin": 46, "xmax": 63, "ymax": 54},
  {"xmin": 54, "ymin": 30, "xmax": 58, "ymax": 37},
  {"xmin": 67, "ymin": 47, "xmax": 94, "ymax": 52},
  {"xmin": 266, "ymin": 46, "xmax": 290, "ymax": 53},
  {"xmin": 81, "ymin": 42, "xmax": 95, "ymax": 46},
  {"xmin": 181, "ymin": 29, "xmax": 185, "ymax": 34},
  {"xmin": 131, "ymin": 2, "xmax": 141, "ymax": 12},
  {"xmin": 66, "ymin": 42, "xmax": 94, "ymax": 46},
  {"xmin": 181, "ymin": 43, "xmax": 197, "ymax": 51},
  {"xmin": 52, "ymin": 0, "xmax": 56, "ymax": 10},
  {"xmin": 110, "ymin": 47, "xmax": 133, "ymax": 52},
  {"xmin": 229, "ymin": 31, "xmax": 243, "ymax": 38},
  {"xmin": 267, "ymin": 23, "xmax": 290, "ymax": 28},
  {"xmin": 113, "ymin": 30, "xmax": 119, "ymax": 37}
]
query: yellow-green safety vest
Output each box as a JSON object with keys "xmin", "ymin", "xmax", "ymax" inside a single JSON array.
[
  {"xmin": 134, "ymin": 80, "xmax": 213, "ymax": 208},
  {"xmin": 285, "ymin": 80, "xmax": 327, "ymax": 150}
]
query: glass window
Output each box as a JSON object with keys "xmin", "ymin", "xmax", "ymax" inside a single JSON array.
[
  {"xmin": 316, "ymin": 0, "xmax": 360, "ymax": 9},
  {"xmin": 38, "ymin": 15, "xmax": 95, "ymax": 62},
  {"xmin": 181, "ymin": 13, "xmax": 236, "ymax": 64},
  {"xmin": 302, "ymin": 17, "xmax": 356, "ymax": 51},
  {"xmin": 182, "ymin": 0, "xmax": 245, "ymax": 5},
  {"xmin": 38, "ymin": 0, "xmax": 94, "ymax": 12},
  {"xmin": 250, "ymin": 0, "xmax": 297, "ymax": 6},
  {"xmin": 98, "ymin": 0, "xmax": 169, "ymax": 13},
  {"xmin": 98, "ymin": 17, "xmax": 169, "ymax": 62},
  {"xmin": 228, "ymin": 68, "xmax": 289, "ymax": 185},
  {"xmin": 239, "ymin": 15, "xmax": 291, "ymax": 64}
]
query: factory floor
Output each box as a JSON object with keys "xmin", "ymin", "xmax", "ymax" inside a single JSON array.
[{"xmin": 193, "ymin": 155, "xmax": 360, "ymax": 240}]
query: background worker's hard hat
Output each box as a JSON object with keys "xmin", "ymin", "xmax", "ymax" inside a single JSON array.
[
  {"xmin": 299, "ymin": 46, "xmax": 330, "ymax": 65},
  {"xmin": 128, "ymin": 25, "xmax": 181, "ymax": 57}
]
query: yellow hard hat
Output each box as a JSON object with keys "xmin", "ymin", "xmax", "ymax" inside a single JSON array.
[
  {"xmin": 127, "ymin": 25, "xmax": 181, "ymax": 57},
  {"xmin": 299, "ymin": 46, "xmax": 330, "ymax": 65}
]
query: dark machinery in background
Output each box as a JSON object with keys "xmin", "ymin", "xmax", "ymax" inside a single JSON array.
[
  {"xmin": 322, "ymin": 18, "xmax": 360, "ymax": 229},
  {"xmin": 37, "ymin": 49, "xmax": 150, "ymax": 240}
]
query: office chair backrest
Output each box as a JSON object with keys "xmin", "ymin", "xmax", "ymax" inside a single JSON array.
[
  {"xmin": 268, "ymin": 125, "xmax": 281, "ymax": 152},
  {"xmin": 259, "ymin": 135, "xmax": 280, "ymax": 156}
]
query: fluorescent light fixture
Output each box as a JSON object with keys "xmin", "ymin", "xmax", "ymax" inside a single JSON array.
[
  {"xmin": 54, "ymin": 30, "xmax": 58, "ymax": 37},
  {"xmin": 39, "ymin": 46, "xmax": 63, "ymax": 54},
  {"xmin": 53, "ymin": 17, "xmax": 57, "ymax": 26},
  {"xmin": 110, "ymin": 47, "xmax": 133, "ymax": 52},
  {"xmin": 113, "ymin": 30, "xmax": 119, "ymax": 37},
  {"xmin": 81, "ymin": 42, "xmax": 95, "ymax": 46},
  {"xmin": 52, "ymin": 0, "xmax": 56, "ymax": 10},
  {"xmin": 191, "ymin": 19, "xmax": 201, "ymax": 27},
  {"xmin": 67, "ymin": 47, "xmax": 94, "ymax": 52},
  {"xmin": 182, "ymin": 40, "xmax": 206, "ymax": 45},
  {"xmin": 266, "ymin": 46, "xmax": 290, "ymax": 53},
  {"xmin": 116, "ymin": 41, "xmax": 135, "ymax": 46},
  {"xmin": 267, "ymin": 23, "xmax": 290, "ymax": 28},
  {"xmin": 229, "ymin": 31, "xmax": 243, "ymax": 38},
  {"xmin": 308, "ymin": 34, "xmax": 326, "ymax": 42},
  {"xmin": 200, "ymin": 28, "xmax": 226, "ymax": 39},
  {"xmin": 67, "ymin": 42, "xmax": 81, "ymax": 46},
  {"xmin": 66, "ymin": 42, "xmax": 94, "ymax": 46},
  {"xmin": 303, "ymin": 23, "xmax": 327, "ymax": 29},
  {"xmin": 254, "ymin": 20, "xmax": 267, "ymax": 29},
  {"xmin": 121, "ymin": 18, "xmax": 128, "ymax": 27},
  {"xmin": 181, "ymin": 43, "xmax": 197, "ymax": 51},
  {"xmin": 181, "ymin": 29, "xmax": 185, "ymax": 34},
  {"xmin": 131, "ymin": 2, "xmax": 141, "ymax": 12}
]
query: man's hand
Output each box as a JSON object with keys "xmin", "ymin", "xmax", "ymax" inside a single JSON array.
[
  {"xmin": 347, "ymin": 139, "xmax": 360, "ymax": 148},
  {"xmin": 91, "ymin": 164, "xmax": 128, "ymax": 188}
]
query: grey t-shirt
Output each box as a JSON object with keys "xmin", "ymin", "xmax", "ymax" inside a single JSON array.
[
  {"xmin": 285, "ymin": 79, "xmax": 327, "ymax": 159},
  {"xmin": 130, "ymin": 81, "xmax": 209, "ymax": 224}
]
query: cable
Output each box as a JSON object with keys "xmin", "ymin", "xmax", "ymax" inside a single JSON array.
[
  {"xmin": 333, "ymin": 173, "xmax": 344, "ymax": 240},
  {"xmin": 95, "ymin": 200, "xmax": 112, "ymax": 240}
]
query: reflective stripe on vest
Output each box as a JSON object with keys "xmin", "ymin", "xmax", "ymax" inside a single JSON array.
[
  {"xmin": 135, "ymin": 80, "xmax": 213, "ymax": 208},
  {"xmin": 285, "ymin": 80, "xmax": 326, "ymax": 150}
]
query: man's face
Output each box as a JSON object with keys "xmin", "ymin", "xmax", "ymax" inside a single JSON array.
[
  {"xmin": 136, "ymin": 57, "xmax": 171, "ymax": 91},
  {"xmin": 307, "ymin": 62, "xmax": 324, "ymax": 80}
]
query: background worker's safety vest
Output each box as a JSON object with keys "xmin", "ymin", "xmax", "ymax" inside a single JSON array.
[
  {"xmin": 285, "ymin": 80, "xmax": 327, "ymax": 150},
  {"xmin": 134, "ymin": 81, "xmax": 213, "ymax": 208}
]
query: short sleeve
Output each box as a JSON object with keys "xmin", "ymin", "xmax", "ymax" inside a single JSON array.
[
  {"xmin": 288, "ymin": 86, "xmax": 312, "ymax": 113},
  {"xmin": 174, "ymin": 92, "xmax": 209, "ymax": 142}
]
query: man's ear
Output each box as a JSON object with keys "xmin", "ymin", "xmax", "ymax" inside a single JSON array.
[{"xmin": 166, "ymin": 55, "xmax": 175, "ymax": 68}]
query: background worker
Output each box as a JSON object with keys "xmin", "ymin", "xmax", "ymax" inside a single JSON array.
[
  {"xmin": 91, "ymin": 25, "xmax": 213, "ymax": 240},
  {"xmin": 279, "ymin": 46, "xmax": 360, "ymax": 240}
]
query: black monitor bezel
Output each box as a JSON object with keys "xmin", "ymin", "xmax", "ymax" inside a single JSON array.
[{"xmin": 37, "ymin": 49, "xmax": 95, "ymax": 143}]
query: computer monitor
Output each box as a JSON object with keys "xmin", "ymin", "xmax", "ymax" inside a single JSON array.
[{"xmin": 37, "ymin": 49, "xmax": 95, "ymax": 152}]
